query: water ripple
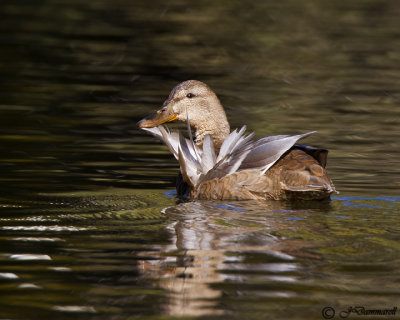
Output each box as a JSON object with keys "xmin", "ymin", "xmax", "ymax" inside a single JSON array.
[{"xmin": 7, "ymin": 254, "xmax": 52, "ymax": 261}]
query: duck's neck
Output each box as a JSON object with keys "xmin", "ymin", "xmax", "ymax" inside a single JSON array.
[{"xmin": 192, "ymin": 114, "xmax": 230, "ymax": 152}]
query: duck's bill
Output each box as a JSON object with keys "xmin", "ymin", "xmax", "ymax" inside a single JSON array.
[{"xmin": 137, "ymin": 106, "xmax": 178, "ymax": 128}]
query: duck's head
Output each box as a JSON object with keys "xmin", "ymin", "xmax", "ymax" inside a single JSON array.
[{"xmin": 137, "ymin": 80, "xmax": 230, "ymax": 149}]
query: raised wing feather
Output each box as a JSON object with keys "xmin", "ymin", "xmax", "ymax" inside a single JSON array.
[
  {"xmin": 240, "ymin": 132, "xmax": 315, "ymax": 173},
  {"xmin": 201, "ymin": 135, "xmax": 216, "ymax": 173},
  {"xmin": 142, "ymin": 126, "xmax": 179, "ymax": 159},
  {"xmin": 142, "ymin": 126, "xmax": 200, "ymax": 161},
  {"xmin": 177, "ymin": 134, "xmax": 202, "ymax": 187},
  {"xmin": 216, "ymin": 126, "xmax": 247, "ymax": 162},
  {"xmin": 141, "ymin": 125, "xmax": 315, "ymax": 188}
]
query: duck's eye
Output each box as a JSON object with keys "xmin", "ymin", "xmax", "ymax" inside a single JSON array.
[{"xmin": 186, "ymin": 93, "xmax": 195, "ymax": 98}]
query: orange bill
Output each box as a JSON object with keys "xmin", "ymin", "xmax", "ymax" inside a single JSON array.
[{"xmin": 137, "ymin": 105, "xmax": 178, "ymax": 128}]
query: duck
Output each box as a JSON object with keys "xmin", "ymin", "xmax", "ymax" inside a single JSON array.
[{"xmin": 137, "ymin": 80, "xmax": 336, "ymax": 201}]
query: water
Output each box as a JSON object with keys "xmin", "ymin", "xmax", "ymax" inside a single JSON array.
[{"xmin": 0, "ymin": 0, "xmax": 400, "ymax": 319}]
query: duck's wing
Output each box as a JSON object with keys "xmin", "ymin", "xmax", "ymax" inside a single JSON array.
[
  {"xmin": 201, "ymin": 134, "xmax": 216, "ymax": 173},
  {"xmin": 142, "ymin": 125, "xmax": 253, "ymax": 187},
  {"xmin": 141, "ymin": 126, "xmax": 180, "ymax": 159},
  {"xmin": 202, "ymin": 131, "xmax": 314, "ymax": 182},
  {"xmin": 239, "ymin": 132, "xmax": 315, "ymax": 173},
  {"xmin": 177, "ymin": 134, "xmax": 203, "ymax": 187},
  {"xmin": 142, "ymin": 125, "xmax": 316, "ymax": 189},
  {"xmin": 142, "ymin": 125, "xmax": 204, "ymax": 187},
  {"xmin": 199, "ymin": 126, "xmax": 254, "ymax": 182},
  {"xmin": 142, "ymin": 126, "xmax": 200, "ymax": 162}
]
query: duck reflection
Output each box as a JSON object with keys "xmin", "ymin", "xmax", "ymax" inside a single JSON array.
[{"xmin": 142, "ymin": 200, "xmax": 332, "ymax": 316}]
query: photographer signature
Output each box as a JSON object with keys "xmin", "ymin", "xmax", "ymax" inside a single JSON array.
[{"xmin": 322, "ymin": 306, "xmax": 397, "ymax": 319}]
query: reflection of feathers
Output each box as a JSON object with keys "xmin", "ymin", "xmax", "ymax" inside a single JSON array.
[{"xmin": 142, "ymin": 125, "xmax": 314, "ymax": 189}]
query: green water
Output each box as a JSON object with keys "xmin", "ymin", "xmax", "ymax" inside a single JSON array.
[{"xmin": 1, "ymin": 0, "xmax": 400, "ymax": 319}]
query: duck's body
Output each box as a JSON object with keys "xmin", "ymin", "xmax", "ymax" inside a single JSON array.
[
  {"xmin": 186, "ymin": 147, "xmax": 333, "ymax": 201},
  {"xmin": 138, "ymin": 80, "xmax": 336, "ymax": 201}
]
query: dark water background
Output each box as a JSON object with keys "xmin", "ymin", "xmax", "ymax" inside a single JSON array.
[{"xmin": 1, "ymin": 0, "xmax": 400, "ymax": 319}]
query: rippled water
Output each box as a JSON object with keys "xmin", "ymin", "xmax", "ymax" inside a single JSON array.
[{"xmin": 1, "ymin": 0, "xmax": 400, "ymax": 319}]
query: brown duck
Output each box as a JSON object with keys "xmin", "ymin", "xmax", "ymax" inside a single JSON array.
[{"xmin": 137, "ymin": 80, "xmax": 336, "ymax": 201}]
